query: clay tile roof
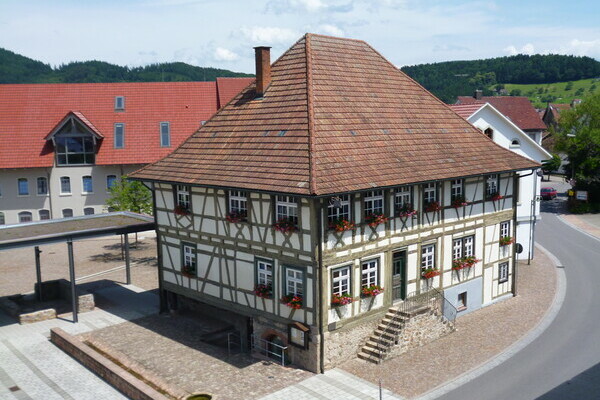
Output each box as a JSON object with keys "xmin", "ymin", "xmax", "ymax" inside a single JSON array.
[
  {"xmin": 131, "ymin": 34, "xmax": 539, "ymax": 196},
  {"xmin": 449, "ymin": 103, "xmax": 484, "ymax": 119},
  {"xmin": 0, "ymin": 79, "xmax": 249, "ymax": 169},
  {"xmin": 456, "ymin": 96, "xmax": 547, "ymax": 131},
  {"xmin": 216, "ymin": 77, "xmax": 255, "ymax": 109}
]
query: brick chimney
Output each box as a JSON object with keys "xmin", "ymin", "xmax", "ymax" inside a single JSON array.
[
  {"xmin": 254, "ymin": 46, "xmax": 271, "ymax": 98},
  {"xmin": 474, "ymin": 89, "xmax": 483, "ymax": 100}
]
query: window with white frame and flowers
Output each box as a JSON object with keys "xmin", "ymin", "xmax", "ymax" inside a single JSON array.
[
  {"xmin": 421, "ymin": 244, "xmax": 438, "ymax": 279},
  {"xmin": 285, "ymin": 268, "xmax": 304, "ymax": 296},
  {"xmin": 394, "ymin": 186, "xmax": 414, "ymax": 216},
  {"xmin": 451, "ymin": 179, "xmax": 463, "ymax": 201},
  {"xmin": 364, "ymin": 190, "xmax": 386, "ymax": 226},
  {"xmin": 181, "ymin": 242, "xmax": 196, "ymax": 275},
  {"xmin": 361, "ymin": 259, "xmax": 378, "ymax": 288},
  {"xmin": 486, "ymin": 174, "xmax": 499, "ymax": 198},
  {"xmin": 175, "ymin": 185, "xmax": 191, "ymax": 214},
  {"xmin": 423, "ymin": 182, "xmax": 438, "ymax": 211},
  {"xmin": 328, "ymin": 194, "xmax": 352, "ymax": 231},
  {"xmin": 254, "ymin": 258, "xmax": 273, "ymax": 298},
  {"xmin": 228, "ymin": 190, "xmax": 247, "ymax": 221},
  {"xmin": 276, "ymin": 195, "xmax": 298, "ymax": 225}
]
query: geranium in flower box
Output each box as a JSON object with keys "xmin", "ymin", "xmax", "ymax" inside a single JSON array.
[
  {"xmin": 499, "ymin": 236, "xmax": 514, "ymax": 246},
  {"xmin": 226, "ymin": 211, "xmax": 247, "ymax": 223},
  {"xmin": 361, "ymin": 285, "xmax": 384, "ymax": 298},
  {"xmin": 452, "ymin": 256, "xmax": 480, "ymax": 270},
  {"xmin": 329, "ymin": 219, "xmax": 356, "ymax": 232},
  {"xmin": 487, "ymin": 192, "xmax": 504, "ymax": 201},
  {"xmin": 424, "ymin": 201, "xmax": 441, "ymax": 213},
  {"xmin": 254, "ymin": 284, "xmax": 272, "ymax": 299},
  {"xmin": 181, "ymin": 264, "xmax": 196, "ymax": 277},
  {"xmin": 451, "ymin": 196, "xmax": 469, "ymax": 208},
  {"xmin": 273, "ymin": 218, "xmax": 297, "ymax": 233},
  {"xmin": 281, "ymin": 294, "xmax": 303, "ymax": 309},
  {"xmin": 331, "ymin": 293, "xmax": 354, "ymax": 306},
  {"xmin": 396, "ymin": 203, "xmax": 417, "ymax": 218},
  {"xmin": 422, "ymin": 268, "xmax": 440, "ymax": 279},
  {"xmin": 174, "ymin": 204, "xmax": 191, "ymax": 216},
  {"xmin": 365, "ymin": 213, "xmax": 388, "ymax": 227}
]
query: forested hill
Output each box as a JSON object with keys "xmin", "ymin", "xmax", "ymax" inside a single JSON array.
[
  {"xmin": 401, "ymin": 54, "xmax": 600, "ymax": 103},
  {"xmin": 0, "ymin": 47, "xmax": 253, "ymax": 84}
]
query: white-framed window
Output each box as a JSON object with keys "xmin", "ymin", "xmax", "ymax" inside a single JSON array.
[
  {"xmin": 510, "ymin": 139, "xmax": 521, "ymax": 147},
  {"xmin": 423, "ymin": 182, "xmax": 436, "ymax": 204},
  {"xmin": 421, "ymin": 244, "xmax": 436, "ymax": 269},
  {"xmin": 53, "ymin": 118, "xmax": 96, "ymax": 165},
  {"xmin": 364, "ymin": 190, "xmax": 384, "ymax": 216},
  {"xmin": 256, "ymin": 258, "xmax": 273, "ymax": 287},
  {"xmin": 332, "ymin": 266, "xmax": 351, "ymax": 296},
  {"xmin": 0, "ymin": 212, "xmax": 5, "ymax": 225},
  {"xmin": 82, "ymin": 176, "xmax": 93, "ymax": 193},
  {"xmin": 114, "ymin": 123, "xmax": 125, "ymax": 149},
  {"xmin": 17, "ymin": 178, "xmax": 29, "ymax": 196},
  {"xmin": 37, "ymin": 177, "xmax": 48, "ymax": 195},
  {"xmin": 62, "ymin": 208, "xmax": 73, "ymax": 218},
  {"xmin": 486, "ymin": 174, "xmax": 498, "ymax": 197},
  {"xmin": 160, "ymin": 122, "xmax": 171, "ymax": 147},
  {"xmin": 115, "ymin": 96, "xmax": 125, "ymax": 110},
  {"xmin": 394, "ymin": 186, "xmax": 411, "ymax": 213},
  {"xmin": 182, "ymin": 243, "xmax": 196, "ymax": 273},
  {"xmin": 84, "ymin": 207, "xmax": 95, "ymax": 215},
  {"xmin": 328, "ymin": 194, "xmax": 351, "ymax": 222},
  {"xmin": 500, "ymin": 221, "xmax": 511, "ymax": 238},
  {"xmin": 361, "ymin": 259, "xmax": 378, "ymax": 288},
  {"xmin": 60, "ymin": 176, "xmax": 71, "ymax": 194},
  {"xmin": 107, "ymin": 175, "xmax": 117, "ymax": 190},
  {"xmin": 451, "ymin": 179, "xmax": 463, "ymax": 200},
  {"xmin": 39, "ymin": 210, "xmax": 50, "ymax": 220},
  {"xmin": 176, "ymin": 185, "xmax": 190, "ymax": 209},
  {"xmin": 453, "ymin": 235, "xmax": 475, "ymax": 259},
  {"xmin": 453, "ymin": 238, "xmax": 463, "ymax": 261},
  {"xmin": 276, "ymin": 195, "xmax": 298, "ymax": 224},
  {"xmin": 285, "ymin": 267, "xmax": 304, "ymax": 296},
  {"xmin": 229, "ymin": 190, "xmax": 247, "ymax": 216},
  {"xmin": 498, "ymin": 262, "xmax": 509, "ymax": 283},
  {"xmin": 18, "ymin": 211, "xmax": 32, "ymax": 223}
]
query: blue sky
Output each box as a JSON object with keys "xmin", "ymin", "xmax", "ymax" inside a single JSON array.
[{"xmin": 1, "ymin": 0, "xmax": 598, "ymax": 73}]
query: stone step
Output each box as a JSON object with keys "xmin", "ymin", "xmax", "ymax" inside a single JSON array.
[
  {"xmin": 380, "ymin": 318, "xmax": 404, "ymax": 329},
  {"xmin": 358, "ymin": 350, "xmax": 382, "ymax": 364},
  {"xmin": 361, "ymin": 343, "xmax": 385, "ymax": 357},
  {"xmin": 384, "ymin": 311, "xmax": 408, "ymax": 321},
  {"xmin": 366, "ymin": 338, "xmax": 393, "ymax": 350},
  {"xmin": 373, "ymin": 328, "xmax": 397, "ymax": 341},
  {"xmin": 398, "ymin": 304, "xmax": 431, "ymax": 318}
]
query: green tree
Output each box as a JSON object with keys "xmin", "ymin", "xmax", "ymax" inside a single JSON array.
[
  {"xmin": 565, "ymin": 81, "xmax": 574, "ymax": 91},
  {"xmin": 106, "ymin": 176, "xmax": 153, "ymax": 215},
  {"xmin": 541, "ymin": 154, "xmax": 562, "ymax": 178}
]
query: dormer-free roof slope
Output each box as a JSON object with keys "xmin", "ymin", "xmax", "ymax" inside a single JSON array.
[
  {"xmin": 131, "ymin": 34, "xmax": 538, "ymax": 196},
  {"xmin": 456, "ymin": 96, "xmax": 547, "ymax": 131}
]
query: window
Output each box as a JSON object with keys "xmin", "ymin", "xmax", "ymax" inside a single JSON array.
[
  {"xmin": 160, "ymin": 122, "xmax": 171, "ymax": 147},
  {"xmin": 39, "ymin": 210, "xmax": 50, "ymax": 220},
  {"xmin": 0, "ymin": 212, "xmax": 4, "ymax": 225},
  {"xmin": 84, "ymin": 207, "xmax": 95, "ymax": 215},
  {"xmin": 423, "ymin": 182, "xmax": 437, "ymax": 204},
  {"xmin": 82, "ymin": 176, "xmax": 93, "ymax": 193},
  {"xmin": 60, "ymin": 176, "xmax": 71, "ymax": 194},
  {"xmin": 18, "ymin": 211, "xmax": 32, "ymax": 223},
  {"xmin": 114, "ymin": 123, "xmax": 125, "ymax": 148},
  {"xmin": 37, "ymin": 177, "xmax": 48, "ymax": 195},
  {"xmin": 498, "ymin": 262, "xmax": 509, "ymax": 283},
  {"xmin": 107, "ymin": 175, "xmax": 117, "ymax": 190},
  {"xmin": 332, "ymin": 266, "xmax": 351, "ymax": 296},
  {"xmin": 394, "ymin": 186, "xmax": 412, "ymax": 215},
  {"xmin": 115, "ymin": 96, "xmax": 125, "ymax": 110},
  {"xmin": 17, "ymin": 178, "xmax": 29, "ymax": 196},
  {"xmin": 229, "ymin": 190, "xmax": 247, "ymax": 218},
  {"xmin": 276, "ymin": 195, "xmax": 298, "ymax": 225},
  {"xmin": 361, "ymin": 259, "xmax": 378, "ymax": 288},
  {"xmin": 62, "ymin": 209, "xmax": 73, "ymax": 218},
  {"xmin": 182, "ymin": 243, "xmax": 197, "ymax": 275},
  {"xmin": 457, "ymin": 292, "xmax": 467, "ymax": 310},
  {"xmin": 421, "ymin": 244, "xmax": 436, "ymax": 270},
  {"xmin": 453, "ymin": 236, "xmax": 475, "ymax": 260},
  {"xmin": 53, "ymin": 118, "xmax": 96, "ymax": 165},
  {"xmin": 486, "ymin": 175, "xmax": 498, "ymax": 197},
  {"xmin": 328, "ymin": 194, "xmax": 351, "ymax": 223},
  {"xmin": 176, "ymin": 185, "xmax": 190, "ymax": 209},
  {"xmin": 256, "ymin": 258, "xmax": 273, "ymax": 287},
  {"xmin": 500, "ymin": 221, "xmax": 511, "ymax": 238},
  {"xmin": 484, "ymin": 127, "xmax": 493, "ymax": 139},
  {"xmin": 510, "ymin": 139, "xmax": 520, "ymax": 147},
  {"xmin": 285, "ymin": 268, "xmax": 304, "ymax": 296},
  {"xmin": 364, "ymin": 190, "xmax": 384, "ymax": 217},
  {"xmin": 451, "ymin": 179, "xmax": 463, "ymax": 200}
]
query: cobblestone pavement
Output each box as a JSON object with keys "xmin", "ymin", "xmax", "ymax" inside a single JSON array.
[{"xmin": 0, "ymin": 283, "xmax": 158, "ymax": 399}]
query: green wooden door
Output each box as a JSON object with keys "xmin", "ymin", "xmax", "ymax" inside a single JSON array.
[{"xmin": 392, "ymin": 250, "xmax": 407, "ymax": 301}]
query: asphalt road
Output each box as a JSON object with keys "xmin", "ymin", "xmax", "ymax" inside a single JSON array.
[{"xmin": 437, "ymin": 199, "xmax": 600, "ymax": 400}]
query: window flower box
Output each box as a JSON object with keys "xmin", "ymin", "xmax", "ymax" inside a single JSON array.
[
  {"xmin": 365, "ymin": 213, "xmax": 388, "ymax": 227},
  {"xmin": 424, "ymin": 201, "xmax": 441, "ymax": 213},
  {"xmin": 331, "ymin": 293, "xmax": 354, "ymax": 306},
  {"xmin": 421, "ymin": 268, "xmax": 441, "ymax": 279},
  {"xmin": 226, "ymin": 211, "xmax": 247, "ymax": 223},
  {"xmin": 181, "ymin": 264, "xmax": 196, "ymax": 278},
  {"xmin": 452, "ymin": 256, "xmax": 481, "ymax": 270},
  {"xmin": 281, "ymin": 294, "xmax": 303, "ymax": 309},
  {"xmin": 451, "ymin": 196, "xmax": 469, "ymax": 208},
  {"xmin": 273, "ymin": 218, "xmax": 297, "ymax": 233},
  {"xmin": 487, "ymin": 192, "xmax": 504, "ymax": 201},
  {"xmin": 361, "ymin": 285, "xmax": 384, "ymax": 298},
  {"xmin": 174, "ymin": 204, "xmax": 191, "ymax": 216},
  {"xmin": 254, "ymin": 284, "xmax": 272, "ymax": 299},
  {"xmin": 499, "ymin": 236, "xmax": 514, "ymax": 246},
  {"xmin": 396, "ymin": 203, "xmax": 417, "ymax": 218},
  {"xmin": 329, "ymin": 219, "xmax": 356, "ymax": 232}
]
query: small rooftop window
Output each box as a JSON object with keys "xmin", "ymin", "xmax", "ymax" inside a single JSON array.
[
  {"xmin": 115, "ymin": 96, "xmax": 125, "ymax": 111},
  {"xmin": 350, "ymin": 130, "xmax": 357, "ymax": 136},
  {"xmin": 510, "ymin": 139, "xmax": 521, "ymax": 148},
  {"xmin": 278, "ymin": 130, "xmax": 287, "ymax": 137}
]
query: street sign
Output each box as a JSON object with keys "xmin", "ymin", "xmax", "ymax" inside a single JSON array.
[{"xmin": 576, "ymin": 191, "xmax": 588, "ymax": 201}]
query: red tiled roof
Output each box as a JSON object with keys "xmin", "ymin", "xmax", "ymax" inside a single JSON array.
[
  {"xmin": 456, "ymin": 96, "xmax": 547, "ymax": 131},
  {"xmin": 449, "ymin": 104, "xmax": 483, "ymax": 119},
  {"xmin": 131, "ymin": 34, "xmax": 538, "ymax": 196},
  {"xmin": 216, "ymin": 77, "xmax": 254, "ymax": 109},
  {"xmin": 0, "ymin": 79, "xmax": 252, "ymax": 169}
]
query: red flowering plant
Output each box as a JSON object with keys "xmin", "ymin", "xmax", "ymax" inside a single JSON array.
[
  {"xmin": 226, "ymin": 211, "xmax": 247, "ymax": 223},
  {"xmin": 272, "ymin": 218, "xmax": 297, "ymax": 233},
  {"xmin": 421, "ymin": 268, "xmax": 441, "ymax": 279},
  {"xmin": 451, "ymin": 196, "xmax": 469, "ymax": 208},
  {"xmin": 331, "ymin": 293, "xmax": 354, "ymax": 306},
  {"xmin": 452, "ymin": 256, "xmax": 481, "ymax": 271},
  {"xmin": 424, "ymin": 201, "xmax": 441, "ymax": 213},
  {"xmin": 174, "ymin": 204, "xmax": 191, "ymax": 216},
  {"xmin": 487, "ymin": 192, "xmax": 504, "ymax": 201},
  {"xmin": 254, "ymin": 283, "xmax": 272, "ymax": 299},
  {"xmin": 365, "ymin": 213, "xmax": 388, "ymax": 227},
  {"xmin": 361, "ymin": 285, "xmax": 384, "ymax": 298},
  {"xmin": 499, "ymin": 236, "xmax": 514, "ymax": 246},
  {"xmin": 281, "ymin": 294, "xmax": 303, "ymax": 309},
  {"xmin": 396, "ymin": 203, "xmax": 417, "ymax": 218},
  {"xmin": 181, "ymin": 264, "xmax": 196, "ymax": 277},
  {"xmin": 329, "ymin": 219, "xmax": 356, "ymax": 232}
]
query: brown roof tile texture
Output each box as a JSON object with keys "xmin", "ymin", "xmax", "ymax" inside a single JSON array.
[
  {"xmin": 456, "ymin": 96, "xmax": 547, "ymax": 131},
  {"xmin": 131, "ymin": 34, "xmax": 539, "ymax": 196}
]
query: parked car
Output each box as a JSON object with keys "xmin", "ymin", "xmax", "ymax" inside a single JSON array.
[{"xmin": 540, "ymin": 187, "xmax": 558, "ymax": 200}]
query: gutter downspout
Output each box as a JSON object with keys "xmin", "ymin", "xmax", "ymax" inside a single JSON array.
[
  {"xmin": 315, "ymin": 198, "xmax": 325, "ymax": 374},
  {"xmin": 46, "ymin": 168, "xmax": 54, "ymax": 219}
]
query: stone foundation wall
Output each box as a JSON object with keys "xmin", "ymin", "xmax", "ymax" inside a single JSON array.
[
  {"xmin": 323, "ymin": 316, "xmax": 381, "ymax": 370},
  {"xmin": 388, "ymin": 310, "xmax": 454, "ymax": 359}
]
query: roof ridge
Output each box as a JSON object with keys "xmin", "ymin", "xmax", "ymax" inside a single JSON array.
[
  {"xmin": 305, "ymin": 33, "xmax": 317, "ymax": 195},
  {"xmin": 305, "ymin": 32, "xmax": 367, "ymax": 44}
]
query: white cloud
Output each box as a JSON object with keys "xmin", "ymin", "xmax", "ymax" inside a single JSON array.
[
  {"xmin": 316, "ymin": 24, "xmax": 344, "ymax": 37},
  {"xmin": 504, "ymin": 43, "xmax": 535, "ymax": 56},
  {"xmin": 559, "ymin": 38, "xmax": 600, "ymax": 57},
  {"xmin": 239, "ymin": 26, "xmax": 299, "ymax": 44},
  {"xmin": 214, "ymin": 47, "xmax": 239, "ymax": 61},
  {"xmin": 266, "ymin": 0, "xmax": 352, "ymax": 14}
]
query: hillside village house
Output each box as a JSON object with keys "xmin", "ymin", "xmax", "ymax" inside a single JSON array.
[
  {"xmin": 0, "ymin": 78, "xmax": 252, "ymax": 225},
  {"xmin": 450, "ymin": 103, "xmax": 551, "ymax": 261},
  {"xmin": 131, "ymin": 34, "xmax": 539, "ymax": 372}
]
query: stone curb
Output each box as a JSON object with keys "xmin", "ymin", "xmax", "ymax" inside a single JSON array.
[{"xmin": 415, "ymin": 243, "xmax": 567, "ymax": 400}]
